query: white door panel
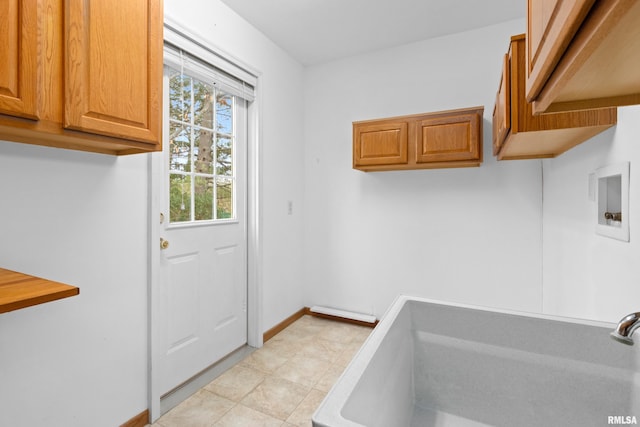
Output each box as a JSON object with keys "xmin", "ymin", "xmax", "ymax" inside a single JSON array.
[{"xmin": 158, "ymin": 65, "xmax": 248, "ymax": 395}]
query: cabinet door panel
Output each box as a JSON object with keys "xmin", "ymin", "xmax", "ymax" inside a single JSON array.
[
  {"xmin": 416, "ymin": 113, "xmax": 480, "ymax": 163},
  {"xmin": 526, "ymin": 0, "xmax": 594, "ymax": 101},
  {"xmin": 492, "ymin": 53, "xmax": 511, "ymax": 156},
  {"xmin": 0, "ymin": 0, "xmax": 39, "ymax": 119},
  {"xmin": 353, "ymin": 121, "xmax": 408, "ymax": 167},
  {"xmin": 65, "ymin": 0, "xmax": 162, "ymax": 145}
]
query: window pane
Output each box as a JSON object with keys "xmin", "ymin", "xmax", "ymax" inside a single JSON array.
[
  {"xmin": 216, "ymin": 135, "xmax": 233, "ymax": 176},
  {"xmin": 168, "ymin": 70, "xmax": 183, "ymax": 120},
  {"xmin": 194, "ymin": 176, "xmax": 214, "ymax": 221},
  {"xmin": 216, "ymin": 177, "xmax": 233, "ymax": 219},
  {"xmin": 170, "ymin": 123, "xmax": 191, "ymax": 172},
  {"xmin": 169, "ymin": 73, "xmax": 192, "ymax": 123},
  {"xmin": 193, "ymin": 79, "xmax": 214, "ymax": 129},
  {"xmin": 170, "ymin": 174, "xmax": 191, "ymax": 223},
  {"xmin": 194, "ymin": 128, "xmax": 214, "ymax": 174},
  {"xmin": 216, "ymin": 93, "xmax": 233, "ymax": 134}
]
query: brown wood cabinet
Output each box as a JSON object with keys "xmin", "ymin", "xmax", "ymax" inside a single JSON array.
[
  {"xmin": 493, "ymin": 34, "xmax": 616, "ymax": 160},
  {"xmin": 525, "ymin": 0, "xmax": 594, "ymax": 106},
  {"xmin": 0, "ymin": 0, "xmax": 163, "ymax": 155},
  {"xmin": 0, "ymin": 0, "xmax": 40, "ymax": 120},
  {"xmin": 526, "ymin": 0, "xmax": 640, "ymax": 114},
  {"xmin": 353, "ymin": 107, "xmax": 483, "ymax": 172}
]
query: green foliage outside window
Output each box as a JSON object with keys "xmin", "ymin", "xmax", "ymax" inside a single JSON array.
[{"xmin": 168, "ymin": 67, "xmax": 235, "ymax": 223}]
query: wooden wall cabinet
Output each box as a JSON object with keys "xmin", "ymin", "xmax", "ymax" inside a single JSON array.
[
  {"xmin": 526, "ymin": 0, "xmax": 640, "ymax": 114},
  {"xmin": 0, "ymin": 1, "xmax": 40, "ymax": 120},
  {"xmin": 493, "ymin": 34, "xmax": 616, "ymax": 160},
  {"xmin": 0, "ymin": 0, "xmax": 163, "ymax": 155},
  {"xmin": 353, "ymin": 107, "xmax": 483, "ymax": 172}
]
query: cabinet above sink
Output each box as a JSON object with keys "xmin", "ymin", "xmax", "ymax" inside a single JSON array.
[
  {"xmin": 526, "ymin": 0, "xmax": 640, "ymax": 114},
  {"xmin": 493, "ymin": 34, "xmax": 616, "ymax": 160}
]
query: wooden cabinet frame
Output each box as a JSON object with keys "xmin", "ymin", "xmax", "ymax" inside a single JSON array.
[
  {"xmin": 526, "ymin": 0, "xmax": 594, "ymax": 103},
  {"xmin": 353, "ymin": 107, "xmax": 484, "ymax": 172},
  {"xmin": 0, "ymin": 0, "xmax": 163, "ymax": 155},
  {"xmin": 0, "ymin": 0, "xmax": 40, "ymax": 120},
  {"xmin": 64, "ymin": 0, "xmax": 162, "ymax": 144},
  {"xmin": 416, "ymin": 112, "xmax": 481, "ymax": 164},
  {"xmin": 493, "ymin": 34, "xmax": 616, "ymax": 160},
  {"xmin": 527, "ymin": 0, "xmax": 640, "ymax": 113},
  {"xmin": 353, "ymin": 120, "xmax": 408, "ymax": 167}
]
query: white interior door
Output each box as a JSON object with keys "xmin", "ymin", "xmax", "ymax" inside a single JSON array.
[{"xmin": 158, "ymin": 65, "xmax": 248, "ymax": 394}]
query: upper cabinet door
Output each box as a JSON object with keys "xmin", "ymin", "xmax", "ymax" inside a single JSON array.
[
  {"xmin": 353, "ymin": 120, "xmax": 409, "ymax": 168},
  {"xmin": 525, "ymin": 0, "xmax": 594, "ymax": 102},
  {"xmin": 416, "ymin": 111, "xmax": 481, "ymax": 164},
  {"xmin": 64, "ymin": 0, "xmax": 162, "ymax": 145},
  {"xmin": 0, "ymin": 0, "xmax": 40, "ymax": 120}
]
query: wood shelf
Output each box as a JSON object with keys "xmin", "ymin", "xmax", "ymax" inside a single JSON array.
[{"xmin": 0, "ymin": 268, "xmax": 79, "ymax": 314}]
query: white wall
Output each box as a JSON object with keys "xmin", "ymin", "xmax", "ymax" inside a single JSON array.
[
  {"xmin": 0, "ymin": 144, "xmax": 149, "ymax": 426},
  {"xmin": 0, "ymin": 1, "xmax": 305, "ymax": 425},
  {"xmin": 542, "ymin": 105, "xmax": 640, "ymax": 323},
  {"xmin": 302, "ymin": 19, "xmax": 544, "ymax": 319}
]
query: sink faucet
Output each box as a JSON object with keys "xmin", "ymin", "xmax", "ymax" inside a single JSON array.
[{"xmin": 610, "ymin": 312, "xmax": 640, "ymax": 345}]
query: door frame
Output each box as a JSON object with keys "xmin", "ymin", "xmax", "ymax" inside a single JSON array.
[{"xmin": 147, "ymin": 23, "xmax": 263, "ymax": 422}]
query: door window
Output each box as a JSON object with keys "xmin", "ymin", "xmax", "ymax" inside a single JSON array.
[{"xmin": 167, "ymin": 67, "xmax": 236, "ymax": 223}]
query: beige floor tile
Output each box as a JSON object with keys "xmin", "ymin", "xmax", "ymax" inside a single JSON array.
[
  {"xmin": 263, "ymin": 335, "xmax": 307, "ymax": 359},
  {"xmin": 271, "ymin": 326, "xmax": 317, "ymax": 345},
  {"xmin": 155, "ymin": 316, "xmax": 369, "ymax": 427},
  {"xmin": 314, "ymin": 364, "xmax": 345, "ymax": 393},
  {"xmin": 317, "ymin": 323, "xmax": 359, "ymax": 343},
  {"xmin": 205, "ymin": 365, "xmax": 266, "ymax": 402},
  {"xmin": 351, "ymin": 325, "xmax": 374, "ymax": 344},
  {"xmin": 334, "ymin": 341, "xmax": 366, "ymax": 367},
  {"xmin": 240, "ymin": 376, "xmax": 310, "ymax": 420},
  {"xmin": 213, "ymin": 404, "xmax": 283, "ymax": 427},
  {"xmin": 273, "ymin": 354, "xmax": 331, "ymax": 388},
  {"xmin": 292, "ymin": 315, "xmax": 332, "ymax": 328},
  {"xmin": 297, "ymin": 338, "xmax": 348, "ymax": 363},
  {"xmin": 239, "ymin": 346, "xmax": 290, "ymax": 374},
  {"xmin": 158, "ymin": 389, "xmax": 235, "ymax": 427},
  {"xmin": 285, "ymin": 317, "xmax": 327, "ymax": 336},
  {"xmin": 286, "ymin": 389, "xmax": 327, "ymax": 427}
]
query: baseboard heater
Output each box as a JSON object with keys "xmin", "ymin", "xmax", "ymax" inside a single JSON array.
[{"xmin": 309, "ymin": 305, "xmax": 377, "ymax": 325}]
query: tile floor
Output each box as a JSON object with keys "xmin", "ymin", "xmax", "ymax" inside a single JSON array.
[{"xmin": 150, "ymin": 315, "xmax": 373, "ymax": 427}]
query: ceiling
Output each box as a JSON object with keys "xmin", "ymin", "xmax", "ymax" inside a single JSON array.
[{"xmin": 220, "ymin": 0, "xmax": 526, "ymax": 65}]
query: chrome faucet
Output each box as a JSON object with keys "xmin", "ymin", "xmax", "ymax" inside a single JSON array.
[{"xmin": 610, "ymin": 312, "xmax": 640, "ymax": 345}]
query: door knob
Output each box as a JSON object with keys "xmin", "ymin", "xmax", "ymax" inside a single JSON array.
[{"xmin": 160, "ymin": 238, "xmax": 169, "ymax": 250}]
